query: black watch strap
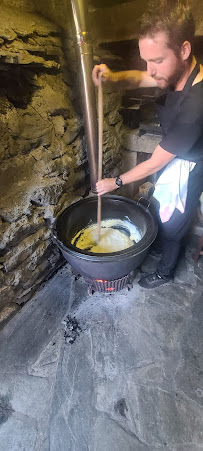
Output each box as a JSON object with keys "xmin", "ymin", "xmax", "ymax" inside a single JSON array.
[{"xmin": 115, "ymin": 175, "xmax": 123, "ymax": 187}]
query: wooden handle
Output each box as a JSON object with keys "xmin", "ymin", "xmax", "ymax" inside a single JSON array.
[{"xmin": 97, "ymin": 72, "xmax": 103, "ymax": 242}]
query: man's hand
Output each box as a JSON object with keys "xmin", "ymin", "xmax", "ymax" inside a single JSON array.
[
  {"xmin": 92, "ymin": 64, "xmax": 114, "ymax": 86},
  {"xmin": 96, "ymin": 178, "xmax": 118, "ymax": 195}
]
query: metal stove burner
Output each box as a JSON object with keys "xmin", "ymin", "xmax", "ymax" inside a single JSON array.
[{"xmin": 85, "ymin": 272, "xmax": 134, "ymax": 295}]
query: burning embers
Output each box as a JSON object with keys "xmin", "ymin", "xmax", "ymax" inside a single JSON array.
[{"xmin": 84, "ymin": 272, "xmax": 134, "ymax": 295}]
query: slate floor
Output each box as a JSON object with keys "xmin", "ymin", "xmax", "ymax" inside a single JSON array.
[{"xmin": 0, "ymin": 241, "xmax": 203, "ymax": 451}]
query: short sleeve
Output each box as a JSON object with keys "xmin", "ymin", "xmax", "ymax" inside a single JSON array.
[
  {"xmin": 159, "ymin": 85, "xmax": 203, "ymax": 157},
  {"xmin": 160, "ymin": 123, "xmax": 201, "ymax": 155}
]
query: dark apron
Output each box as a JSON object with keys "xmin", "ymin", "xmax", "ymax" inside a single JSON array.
[
  {"xmin": 156, "ymin": 63, "xmax": 200, "ymax": 137},
  {"xmin": 154, "ymin": 65, "xmax": 202, "ymax": 277}
]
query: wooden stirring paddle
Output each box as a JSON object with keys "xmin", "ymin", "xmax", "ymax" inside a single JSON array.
[{"xmin": 97, "ymin": 72, "xmax": 103, "ymax": 243}]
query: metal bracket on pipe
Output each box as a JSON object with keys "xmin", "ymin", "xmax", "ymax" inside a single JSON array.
[{"xmin": 76, "ymin": 32, "xmax": 93, "ymax": 55}]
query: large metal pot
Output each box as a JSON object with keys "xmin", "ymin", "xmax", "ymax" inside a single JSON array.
[{"xmin": 52, "ymin": 195, "xmax": 157, "ymax": 280}]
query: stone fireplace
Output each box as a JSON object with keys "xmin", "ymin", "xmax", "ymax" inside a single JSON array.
[
  {"xmin": 0, "ymin": 3, "xmax": 124, "ymax": 324},
  {"xmin": 0, "ymin": 0, "xmax": 202, "ymax": 326}
]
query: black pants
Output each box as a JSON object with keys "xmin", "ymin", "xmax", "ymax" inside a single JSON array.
[{"xmin": 155, "ymin": 162, "xmax": 203, "ymax": 278}]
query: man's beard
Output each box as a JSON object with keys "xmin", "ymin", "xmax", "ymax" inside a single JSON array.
[
  {"xmin": 166, "ymin": 59, "xmax": 186, "ymax": 88},
  {"xmin": 154, "ymin": 59, "xmax": 186, "ymax": 88},
  {"xmin": 167, "ymin": 60, "xmax": 186, "ymax": 87}
]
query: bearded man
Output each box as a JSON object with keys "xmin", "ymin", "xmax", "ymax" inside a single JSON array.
[{"xmin": 92, "ymin": 0, "xmax": 203, "ymax": 288}]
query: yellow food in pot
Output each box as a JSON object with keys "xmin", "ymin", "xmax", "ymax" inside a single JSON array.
[{"xmin": 71, "ymin": 218, "xmax": 142, "ymax": 253}]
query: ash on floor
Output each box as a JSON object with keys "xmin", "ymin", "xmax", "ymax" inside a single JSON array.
[
  {"xmin": 62, "ymin": 315, "xmax": 82, "ymax": 344},
  {"xmin": 0, "ymin": 243, "xmax": 202, "ymax": 451}
]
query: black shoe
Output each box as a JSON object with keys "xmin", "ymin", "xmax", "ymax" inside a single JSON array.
[{"xmin": 138, "ymin": 272, "xmax": 173, "ymax": 289}]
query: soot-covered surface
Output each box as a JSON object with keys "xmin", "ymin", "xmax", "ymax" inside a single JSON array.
[{"xmin": 0, "ymin": 240, "xmax": 202, "ymax": 450}]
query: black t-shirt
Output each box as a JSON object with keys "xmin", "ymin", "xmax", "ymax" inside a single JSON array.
[{"xmin": 156, "ymin": 80, "xmax": 203, "ymax": 162}]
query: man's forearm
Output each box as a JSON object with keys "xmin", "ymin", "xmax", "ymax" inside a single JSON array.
[
  {"xmin": 120, "ymin": 158, "xmax": 163, "ymax": 185},
  {"xmin": 111, "ymin": 70, "xmax": 157, "ymax": 89},
  {"xmin": 96, "ymin": 145, "xmax": 175, "ymax": 196},
  {"xmin": 92, "ymin": 64, "xmax": 157, "ymax": 88},
  {"xmin": 111, "ymin": 70, "xmax": 141, "ymax": 89},
  {"xmin": 119, "ymin": 145, "xmax": 175, "ymax": 185}
]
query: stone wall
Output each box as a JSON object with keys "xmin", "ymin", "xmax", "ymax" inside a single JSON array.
[
  {"xmin": 0, "ymin": 6, "xmax": 124, "ymax": 324},
  {"xmin": 1, "ymin": 1, "xmax": 202, "ymax": 39}
]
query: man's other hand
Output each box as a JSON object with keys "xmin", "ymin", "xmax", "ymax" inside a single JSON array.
[
  {"xmin": 92, "ymin": 64, "xmax": 114, "ymax": 86},
  {"xmin": 96, "ymin": 178, "xmax": 118, "ymax": 195}
]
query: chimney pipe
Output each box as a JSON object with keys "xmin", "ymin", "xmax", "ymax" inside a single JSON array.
[{"xmin": 71, "ymin": 0, "xmax": 98, "ymax": 193}]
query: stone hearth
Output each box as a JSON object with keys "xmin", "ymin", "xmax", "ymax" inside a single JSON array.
[{"xmin": 0, "ymin": 238, "xmax": 202, "ymax": 449}]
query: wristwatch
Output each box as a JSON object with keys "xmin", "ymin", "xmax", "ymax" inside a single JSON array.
[{"xmin": 115, "ymin": 175, "xmax": 123, "ymax": 187}]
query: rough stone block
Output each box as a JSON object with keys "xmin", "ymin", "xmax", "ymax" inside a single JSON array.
[
  {"xmin": 0, "ymin": 212, "xmax": 45, "ymax": 253},
  {"xmin": 0, "ymin": 270, "xmax": 5, "ymax": 286},
  {"xmin": 54, "ymin": 193, "xmax": 82, "ymax": 218},
  {"xmin": 73, "ymin": 169, "xmax": 86, "ymax": 190},
  {"xmin": 4, "ymin": 242, "xmax": 53, "ymax": 289},
  {"xmin": 1, "ymin": 5, "xmax": 59, "ymax": 36},
  {"xmin": 0, "ymin": 303, "xmax": 20, "ymax": 328},
  {"xmin": 63, "ymin": 118, "xmax": 81, "ymax": 145},
  {"xmin": 2, "ymin": 228, "xmax": 48, "ymax": 272},
  {"xmin": 103, "ymin": 92, "xmax": 121, "ymax": 116},
  {"xmin": 0, "ymin": 414, "xmax": 37, "ymax": 451},
  {"xmin": 0, "ymin": 286, "xmax": 15, "ymax": 307},
  {"xmin": 30, "ymin": 181, "xmax": 65, "ymax": 207},
  {"xmin": 0, "ymin": 373, "xmax": 52, "ymax": 419},
  {"xmin": 108, "ymin": 109, "xmax": 122, "ymax": 125},
  {"xmin": 121, "ymin": 128, "xmax": 161, "ymax": 153},
  {"xmin": 137, "ymin": 386, "xmax": 203, "ymax": 446},
  {"xmin": 51, "ymin": 115, "xmax": 66, "ymax": 136},
  {"xmin": 48, "ymin": 154, "xmax": 72, "ymax": 179},
  {"xmin": 175, "ymin": 363, "xmax": 203, "ymax": 408},
  {"xmin": 72, "ymin": 137, "xmax": 87, "ymax": 166},
  {"xmin": 0, "ymin": 155, "xmax": 57, "ymax": 222}
]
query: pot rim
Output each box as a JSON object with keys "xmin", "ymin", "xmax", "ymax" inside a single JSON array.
[{"xmin": 52, "ymin": 194, "xmax": 158, "ymax": 260}]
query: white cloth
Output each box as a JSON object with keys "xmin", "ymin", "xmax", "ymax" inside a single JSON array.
[
  {"xmin": 153, "ymin": 158, "xmax": 196, "ymax": 223},
  {"xmin": 200, "ymin": 192, "xmax": 203, "ymax": 215}
]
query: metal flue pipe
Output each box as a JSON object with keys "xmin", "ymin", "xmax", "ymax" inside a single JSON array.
[{"xmin": 71, "ymin": 0, "xmax": 98, "ymax": 193}]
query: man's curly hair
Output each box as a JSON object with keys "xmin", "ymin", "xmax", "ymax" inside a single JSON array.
[{"xmin": 139, "ymin": 0, "xmax": 195, "ymax": 57}]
